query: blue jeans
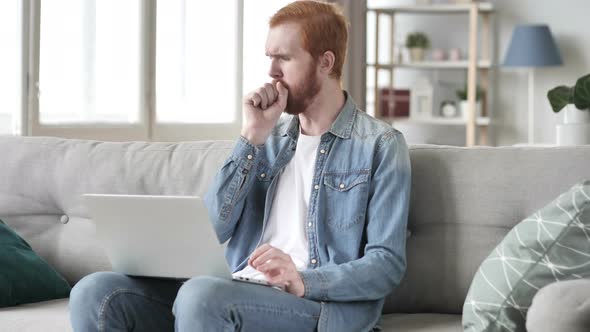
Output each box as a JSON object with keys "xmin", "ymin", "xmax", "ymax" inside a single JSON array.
[{"xmin": 69, "ymin": 272, "xmax": 321, "ymax": 332}]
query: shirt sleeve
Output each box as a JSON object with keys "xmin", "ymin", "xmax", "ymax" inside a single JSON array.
[
  {"xmin": 300, "ymin": 131, "xmax": 411, "ymax": 302},
  {"xmin": 204, "ymin": 136, "xmax": 265, "ymax": 244}
]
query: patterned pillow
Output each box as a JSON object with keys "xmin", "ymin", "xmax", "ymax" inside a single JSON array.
[{"xmin": 462, "ymin": 180, "xmax": 590, "ymax": 332}]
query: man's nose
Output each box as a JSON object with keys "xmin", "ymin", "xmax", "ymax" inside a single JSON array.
[{"xmin": 268, "ymin": 60, "xmax": 282, "ymax": 79}]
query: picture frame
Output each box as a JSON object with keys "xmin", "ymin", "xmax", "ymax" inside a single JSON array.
[{"xmin": 410, "ymin": 78, "xmax": 434, "ymax": 120}]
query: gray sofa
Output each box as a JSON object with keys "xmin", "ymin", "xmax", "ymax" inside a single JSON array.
[{"xmin": 1, "ymin": 135, "xmax": 589, "ymax": 332}]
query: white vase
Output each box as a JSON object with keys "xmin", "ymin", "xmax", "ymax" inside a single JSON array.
[
  {"xmin": 556, "ymin": 104, "xmax": 590, "ymax": 146},
  {"xmin": 0, "ymin": 113, "xmax": 12, "ymax": 135},
  {"xmin": 563, "ymin": 104, "xmax": 590, "ymax": 124},
  {"xmin": 459, "ymin": 100, "xmax": 481, "ymax": 121}
]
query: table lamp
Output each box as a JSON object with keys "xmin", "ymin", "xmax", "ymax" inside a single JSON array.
[{"xmin": 503, "ymin": 24, "xmax": 563, "ymax": 144}]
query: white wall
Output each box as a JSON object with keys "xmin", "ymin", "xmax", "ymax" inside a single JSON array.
[{"xmin": 367, "ymin": 0, "xmax": 590, "ymax": 146}]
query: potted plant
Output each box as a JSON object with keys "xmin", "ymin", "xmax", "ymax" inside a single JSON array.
[
  {"xmin": 406, "ymin": 32, "xmax": 430, "ymax": 62},
  {"xmin": 547, "ymin": 73, "xmax": 590, "ymax": 145},
  {"xmin": 547, "ymin": 73, "xmax": 590, "ymax": 123},
  {"xmin": 456, "ymin": 84, "xmax": 484, "ymax": 120}
]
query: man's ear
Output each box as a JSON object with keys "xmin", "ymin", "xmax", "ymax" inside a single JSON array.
[{"xmin": 319, "ymin": 51, "xmax": 336, "ymax": 75}]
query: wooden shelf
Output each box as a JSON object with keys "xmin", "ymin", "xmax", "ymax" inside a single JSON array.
[
  {"xmin": 370, "ymin": 3, "xmax": 494, "ymax": 14},
  {"xmin": 368, "ymin": 60, "xmax": 492, "ymax": 70},
  {"xmin": 380, "ymin": 116, "xmax": 490, "ymax": 126},
  {"xmin": 368, "ymin": 1, "xmax": 494, "ymax": 146}
]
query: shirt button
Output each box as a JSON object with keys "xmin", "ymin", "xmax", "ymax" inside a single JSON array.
[
  {"xmin": 247, "ymin": 154, "xmax": 253, "ymax": 160},
  {"xmin": 339, "ymin": 183, "xmax": 345, "ymax": 189},
  {"xmin": 311, "ymin": 259, "xmax": 317, "ymax": 264},
  {"xmin": 320, "ymin": 149, "xmax": 326, "ymax": 154},
  {"xmin": 308, "ymin": 222, "xmax": 312, "ymax": 227},
  {"xmin": 314, "ymin": 184, "xmax": 319, "ymax": 190},
  {"xmin": 260, "ymin": 173, "xmax": 266, "ymax": 178}
]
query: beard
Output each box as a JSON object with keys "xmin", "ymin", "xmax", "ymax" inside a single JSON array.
[{"xmin": 280, "ymin": 62, "xmax": 321, "ymax": 115}]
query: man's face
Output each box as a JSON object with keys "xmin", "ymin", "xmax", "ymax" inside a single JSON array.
[{"xmin": 265, "ymin": 23, "xmax": 321, "ymax": 115}]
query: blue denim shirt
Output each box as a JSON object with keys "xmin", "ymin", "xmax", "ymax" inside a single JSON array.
[{"xmin": 205, "ymin": 92, "xmax": 411, "ymax": 332}]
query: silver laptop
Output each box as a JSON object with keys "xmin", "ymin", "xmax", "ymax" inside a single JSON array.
[
  {"xmin": 83, "ymin": 194, "xmax": 274, "ymax": 288},
  {"xmin": 84, "ymin": 194, "xmax": 229, "ymax": 279}
]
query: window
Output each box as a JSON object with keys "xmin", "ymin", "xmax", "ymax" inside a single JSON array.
[
  {"xmin": 39, "ymin": 0, "xmax": 141, "ymax": 124},
  {"xmin": 0, "ymin": 0, "xmax": 22, "ymax": 135},
  {"xmin": 156, "ymin": 1, "xmax": 238, "ymax": 124},
  {"xmin": 242, "ymin": 0, "xmax": 293, "ymax": 94},
  {"xmin": 15, "ymin": 0, "xmax": 295, "ymax": 141}
]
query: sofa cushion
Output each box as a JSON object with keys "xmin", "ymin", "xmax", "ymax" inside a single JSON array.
[
  {"xmin": 526, "ymin": 279, "xmax": 590, "ymax": 332},
  {"xmin": 0, "ymin": 219, "xmax": 71, "ymax": 307},
  {"xmin": 0, "ymin": 298, "xmax": 71, "ymax": 332},
  {"xmin": 462, "ymin": 180, "xmax": 590, "ymax": 331},
  {"xmin": 381, "ymin": 313, "xmax": 461, "ymax": 332}
]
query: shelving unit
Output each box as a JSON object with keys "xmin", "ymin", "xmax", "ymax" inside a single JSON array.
[
  {"xmin": 367, "ymin": 59, "xmax": 492, "ymax": 69},
  {"xmin": 382, "ymin": 115, "xmax": 491, "ymax": 126},
  {"xmin": 368, "ymin": 2, "xmax": 494, "ymax": 146}
]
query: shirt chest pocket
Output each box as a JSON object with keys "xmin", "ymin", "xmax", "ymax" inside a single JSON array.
[{"xmin": 322, "ymin": 170, "xmax": 370, "ymax": 231}]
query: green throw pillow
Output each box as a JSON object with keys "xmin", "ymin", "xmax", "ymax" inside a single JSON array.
[
  {"xmin": 0, "ymin": 218, "xmax": 71, "ymax": 307},
  {"xmin": 462, "ymin": 180, "xmax": 590, "ymax": 331}
]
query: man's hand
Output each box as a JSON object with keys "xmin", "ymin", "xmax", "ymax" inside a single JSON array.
[
  {"xmin": 248, "ymin": 244, "xmax": 305, "ymax": 297},
  {"xmin": 241, "ymin": 81, "xmax": 288, "ymax": 145}
]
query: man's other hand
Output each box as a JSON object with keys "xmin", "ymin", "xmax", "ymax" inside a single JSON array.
[
  {"xmin": 241, "ymin": 81, "xmax": 288, "ymax": 145},
  {"xmin": 248, "ymin": 244, "xmax": 305, "ymax": 297}
]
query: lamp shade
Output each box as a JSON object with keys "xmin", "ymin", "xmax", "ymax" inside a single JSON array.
[{"xmin": 503, "ymin": 25, "xmax": 563, "ymax": 67}]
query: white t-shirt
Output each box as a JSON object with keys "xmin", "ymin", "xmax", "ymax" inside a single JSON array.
[{"xmin": 233, "ymin": 131, "xmax": 321, "ymax": 281}]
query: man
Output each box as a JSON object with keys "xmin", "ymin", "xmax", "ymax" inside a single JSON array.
[
  {"xmin": 200, "ymin": 1, "xmax": 411, "ymax": 331},
  {"xmin": 69, "ymin": 1, "xmax": 411, "ymax": 331}
]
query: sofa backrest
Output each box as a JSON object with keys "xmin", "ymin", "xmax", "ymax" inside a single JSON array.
[
  {"xmin": 383, "ymin": 144, "xmax": 590, "ymax": 314},
  {"xmin": 2, "ymin": 136, "xmax": 590, "ymax": 314},
  {"xmin": 0, "ymin": 136, "xmax": 233, "ymax": 285}
]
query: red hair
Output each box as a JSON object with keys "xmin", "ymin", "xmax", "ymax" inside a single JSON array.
[{"xmin": 270, "ymin": 1, "xmax": 348, "ymax": 80}]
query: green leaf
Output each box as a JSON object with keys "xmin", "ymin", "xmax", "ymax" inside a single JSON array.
[
  {"xmin": 405, "ymin": 32, "xmax": 430, "ymax": 48},
  {"xmin": 547, "ymin": 86, "xmax": 573, "ymax": 113},
  {"xmin": 573, "ymin": 74, "xmax": 590, "ymax": 110},
  {"xmin": 456, "ymin": 84, "xmax": 484, "ymax": 101}
]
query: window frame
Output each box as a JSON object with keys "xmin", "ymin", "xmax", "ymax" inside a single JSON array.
[{"xmin": 25, "ymin": 0, "xmax": 243, "ymax": 141}]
